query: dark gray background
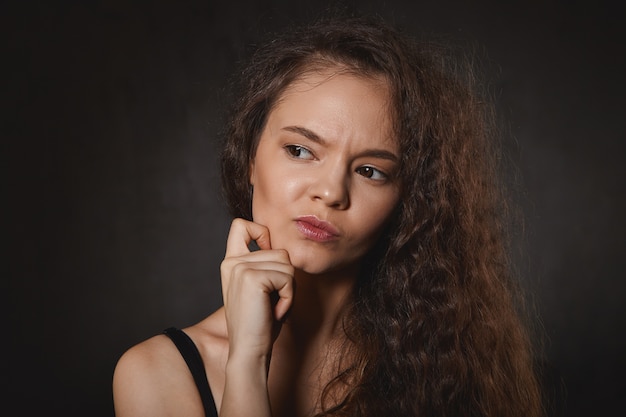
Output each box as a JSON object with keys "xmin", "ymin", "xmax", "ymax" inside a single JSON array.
[{"xmin": 4, "ymin": 1, "xmax": 624, "ymax": 416}]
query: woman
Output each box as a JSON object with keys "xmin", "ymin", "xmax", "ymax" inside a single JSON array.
[{"xmin": 113, "ymin": 15, "xmax": 543, "ymax": 417}]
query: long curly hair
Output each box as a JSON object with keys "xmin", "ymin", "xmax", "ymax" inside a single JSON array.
[{"xmin": 220, "ymin": 15, "xmax": 543, "ymax": 417}]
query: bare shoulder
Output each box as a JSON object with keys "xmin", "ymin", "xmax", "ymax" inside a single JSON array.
[
  {"xmin": 113, "ymin": 308, "xmax": 229, "ymax": 417},
  {"xmin": 112, "ymin": 332, "xmax": 201, "ymax": 417}
]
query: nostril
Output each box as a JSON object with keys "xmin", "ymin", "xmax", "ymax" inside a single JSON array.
[{"xmin": 308, "ymin": 171, "xmax": 351, "ymax": 209}]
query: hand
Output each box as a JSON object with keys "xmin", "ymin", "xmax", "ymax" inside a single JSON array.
[{"xmin": 220, "ymin": 218, "xmax": 295, "ymax": 362}]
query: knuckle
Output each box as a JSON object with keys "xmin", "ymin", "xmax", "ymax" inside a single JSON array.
[
  {"xmin": 274, "ymin": 249, "xmax": 291, "ymax": 262},
  {"xmin": 220, "ymin": 258, "xmax": 235, "ymax": 274},
  {"xmin": 229, "ymin": 218, "xmax": 246, "ymax": 234},
  {"xmin": 230, "ymin": 262, "xmax": 248, "ymax": 277},
  {"xmin": 220, "ymin": 258, "xmax": 229, "ymax": 270}
]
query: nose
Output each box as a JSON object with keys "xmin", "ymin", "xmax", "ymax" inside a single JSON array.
[{"xmin": 309, "ymin": 164, "xmax": 350, "ymax": 210}]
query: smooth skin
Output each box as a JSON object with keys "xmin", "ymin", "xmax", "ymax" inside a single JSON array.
[{"xmin": 113, "ymin": 69, "xmax": 400, "ymax": 417}]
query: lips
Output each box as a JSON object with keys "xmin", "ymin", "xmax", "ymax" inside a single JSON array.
[{"xmin": 295, "ymin": 215, "xmax": 340, "ymax": 242}]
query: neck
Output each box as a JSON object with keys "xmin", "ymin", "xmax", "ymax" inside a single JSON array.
[
  {"xmin": 267, "ymin": 267, "xmax": 358, "ymax": 416},
  {"xmin": 281, "ymin": 267, "xmax": 357, "ymax": 344}
]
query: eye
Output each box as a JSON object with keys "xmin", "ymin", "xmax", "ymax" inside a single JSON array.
[
  {"xmin": 356, "ymin": 166, "xmax": 387, "ymax": 181},
  {"xmin": 284, "ymin": 145, "xmax": 314, "ymax": 160}
]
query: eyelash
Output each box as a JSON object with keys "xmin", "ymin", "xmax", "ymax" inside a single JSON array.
[
  {"xmin": 283, "ymin": 144, "xmax": 390, "ymax": 182},
  {"xmin": 355, "ymin": 166, "xmax": 388, "ymax": 181},
  {"xmin": 284, "ymin": 144, "xmax": 314, "ymax": 160}
]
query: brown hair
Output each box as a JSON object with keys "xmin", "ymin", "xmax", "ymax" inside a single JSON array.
[{"xmin": 220, "ymin": 15, "xmax": 543, "ymax": 417}]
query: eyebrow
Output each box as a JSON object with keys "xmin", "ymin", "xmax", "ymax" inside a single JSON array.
[
  {"xmin": 281, "ymin": 125, "xmax": 399, "ymax": 162},
  {"xmin": 282, "ymin": 125, "xmax": 325, "ymax": 143}
]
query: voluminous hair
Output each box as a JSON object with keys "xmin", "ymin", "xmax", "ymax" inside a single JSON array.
[{"xmin": 220, "ymin": 14, "xmax": 543, "ymax": 417}]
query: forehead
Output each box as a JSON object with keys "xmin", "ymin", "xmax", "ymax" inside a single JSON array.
[{"xmin": 268, "ymin": 69, "xmax": 397, "ymax": 149}]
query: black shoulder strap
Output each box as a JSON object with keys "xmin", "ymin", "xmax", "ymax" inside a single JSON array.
[{"xmin": 163, "ymin": 327, "xmax": 218, "ymax": 417}]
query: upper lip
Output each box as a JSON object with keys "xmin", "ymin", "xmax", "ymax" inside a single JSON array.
[{"xmin": 296, "ymin": 215, "xmax": 340, "ymax": 236}]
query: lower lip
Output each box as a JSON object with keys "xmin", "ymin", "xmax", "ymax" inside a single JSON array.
[{"xmin": 296, "ymin": 220, "xmax": 339, "ymax": 242}]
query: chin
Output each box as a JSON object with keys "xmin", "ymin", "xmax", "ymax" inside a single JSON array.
[
  {"xmin": 289, "ymin": 256, "xmax": 325, "ymax": 275},
  {"xmin": 287, "ymin": 250, "xmax": 333, "ymax": 276},
  {"xmin": 271, "ymin": 235, "xmax": 352, "ymax": 276},
  {"xmin": 293, "ymin": 254, "xmax": 357, "ymax": 279}
]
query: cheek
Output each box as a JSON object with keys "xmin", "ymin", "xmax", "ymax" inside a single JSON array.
[
  {"xmin": 356, "ymin": 192, "xmax": 399, "ymax": 236},
  {"xmin": 251, "ymin": 166, "xmax": 304, "ymax": 221}
]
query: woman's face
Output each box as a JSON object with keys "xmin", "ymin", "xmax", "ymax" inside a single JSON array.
[{"xmin": 250, "ymin": 70, "xmax": 400, "ymax": 276}]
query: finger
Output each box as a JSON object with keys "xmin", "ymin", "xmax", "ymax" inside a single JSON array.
[
  {"xmin": 225, "ymin": 218, "xmax": 272, "ymax": 257},
  {"xmin": 221, "ymin": 250, "xmax": 292, "ymax": 288},
  {"xmin": 228, "ymin": 260, "xmax": 295, "ymax": 281},
  {"xmin": 273, "ymin": 279, "xmax": 294, "ymax": 322},
  {"xmin": 224, "ymin": 268, "xmax": 294, "ymax": 321},
  {"xmin": 245, "ymin": 269, "xmax": 294, "ymax": 321},
  {"xmin": 221, "ymin": 252, "xmax": 294, "ymax": 309},
  {"xmin": 224, "ymin": 248, "xmax": 291, "ymax": 266},
  {"xmin": 256, "ymin": 270, "xmax": 294, "ymax": 322}
]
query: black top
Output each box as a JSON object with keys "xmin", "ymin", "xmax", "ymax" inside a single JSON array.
[{"xmin": 163, "ymin": 327, "xmax": 218, "ymax": 417}]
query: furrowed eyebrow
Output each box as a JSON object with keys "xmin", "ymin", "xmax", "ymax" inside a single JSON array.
[
  {"xmin": 359, "ymin": 149, "xmax": 399, "ymax": 163},
  {"xmin": 281, "ymin": 125, "xmax": 399, "ymax": 163},
  {"xmin": 282, "ymin": 126, "xmax": 326, "ymax": 144}
]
